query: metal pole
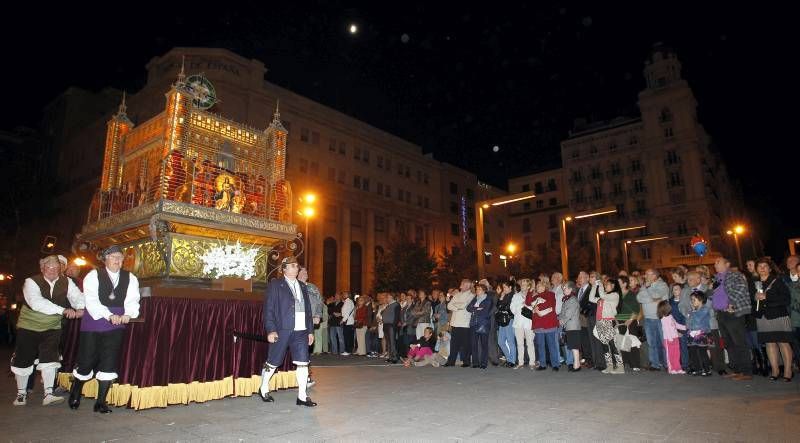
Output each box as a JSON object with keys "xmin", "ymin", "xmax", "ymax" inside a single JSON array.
[
  {"xmin": 305, "ymin": 217, "xmax": 310, "ymax": 275},
  {"xmin": 560, "ymin": 218, "xmax": 569, "ymax": 278},
  {"xmin": 476, "ymin": 204, "xmax": 485, "ymax": 278},
  {"xmin": 790, "ymin": 239, "xmax": 797, "ymax": 256},
  {"xmin": 734, "ymin": 233, "xmax": 743, "ymax": 270},
  {"xmin": 595, "ymin": 232, "xmax": 602, "ymax": 273},
  {"xmin": 623, "ymin": 241, "xmax": 630, "ymax": 273}
]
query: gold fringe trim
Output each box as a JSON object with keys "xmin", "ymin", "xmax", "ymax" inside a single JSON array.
[{"xmin": 58, "ymin": 371, "xmax": 297, "ymax": 410}]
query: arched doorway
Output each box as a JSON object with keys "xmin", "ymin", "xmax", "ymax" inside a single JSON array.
[
  {"xmin": 350, "ymin": 242, "xmax": 363, "ymax": 294},
  {"xmin": 322, "ymin": 237, "xmax": 337, "ymax": 297}
]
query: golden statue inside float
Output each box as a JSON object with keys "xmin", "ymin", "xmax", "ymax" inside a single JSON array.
[{"xmin": 79, "ymin": 66, "xmax": 297, "ymax": 286}]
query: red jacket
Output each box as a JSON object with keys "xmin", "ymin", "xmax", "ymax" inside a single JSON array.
[{"xmin": 532, "ymin": 291, "xmax": 559, "ymax": 330}]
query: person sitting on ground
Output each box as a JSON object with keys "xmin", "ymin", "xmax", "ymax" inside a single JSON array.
[{"xmin": 403, "ymin": 327, "xmax": 438, "ymax": 367}]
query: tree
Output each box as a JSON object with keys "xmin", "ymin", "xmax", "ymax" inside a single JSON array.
[
  {"xmin": 434, "ymin": 244, "xmax": 477, "ymax": 290},
  {"xmin": 373, "ymin": 235, "xmax": 436, "ymax": 292}
]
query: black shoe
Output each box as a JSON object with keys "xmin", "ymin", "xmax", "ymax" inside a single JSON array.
[
  {"xmin": 472, "ymin": 365, "xmax": 479, "ymax": 368},
  {"xmin": 688, "ymin": 370, "xmax": 698, "ymax": 376},
  {"xmin": 461, "ymin": 363, "xmax": 471, "ymax": 368},
  {"xmin": 535, "ymin": 366, "xmax": 547, "ymax": 371},
  {"xmin": 648, "ymin": 366, "xmax": 662, "ymax": 372},
  {"xmin": 258, "ymin": 387, "xmax": 274, "ymax": 402},
  {"xmin": 594, "ymin": 366, "xmax": 605, "ymax": 371},
  {"xmin": 296, "ymin": 397, "xmax": 318, "ymax": 407},
  {"xmin": 568, "ymin": 367, "xmax": 581, "ymax": 372},
  {"xmin": 94, "ymin": 380, "xmax": 112, "ymax": 414},
  {"xmin": 700, "ymin": 370, "xmax": 712, "ymax": 377},
  {"xmin": 68, "ymin": 379, "xmax": 84, "ymax": 410},
  {"xmin": 443, "ymin": 363, "xmax": 454, "ymax": 367},
  {"xmin": 552, "ymin": 367, "xmax": 559, "ymax": 372},
  {"xmin": 480, "ymin": 365, "xmax": 487, "ymax": 370},
  {"xmin": 718, "ymin": 370, "xmax": 728, "ymax": 376}
]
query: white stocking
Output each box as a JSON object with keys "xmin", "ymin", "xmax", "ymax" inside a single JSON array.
[
  {"xmin": 40, "ymin": 367, "xmax": 56, "ymax": 395},
  {"xmin": 295, "ymin": 365, "xmax": 309, "ymax": 401},
  {"xmin": 15, "ymin": 375, "xmax": 29, "ymax": 395},
  {"xmin": 260, "ymin": 365, "xmax": 276, "ymax": 394}
]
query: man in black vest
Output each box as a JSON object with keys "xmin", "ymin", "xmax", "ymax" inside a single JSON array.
[
  {"xmin": 258, "ymin": 256, "xmax": 316, "ymax": 407},
  {"xmin": 69, "ymin": 245, "xmax": 140, "ymax": 413},
  {"xmin": 11, "ymin": 255, "xmax": 84, "ymax": 406}
]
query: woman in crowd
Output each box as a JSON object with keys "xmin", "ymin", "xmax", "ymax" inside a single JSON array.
[
  {"xmin": 403, "ymin": 326, "xmax": 437, "ymax": 367},
  {"xmin": 354, "ymin": 295, "xmax": 370, "ymax": 356},
  {"xmin": 616, "ymin": 276, "xmax": 642, "ymax": 371},
  {"xmin": 532, "ymin": 279, "xmax": 560, "ymax": 371},
  {"xmin": 434, "ymin": 290, "xmax": 449, "ymax": 334},
  {"xmin": 753, "ymin": 258, "xmax": 794, "ymax": 382},
  {"xmin": 589, "ymin": 277, "xmax": 624, "ymax": 374},
  {"xmin": 412, "ymin": 290, "xmax": 432, "ymax": 339},
  {"xmin": 558, "ymin": 281, "xmax": 582, "ymax": 372},
  {"xmin": 375, "ymin": 293, "xmax": 387, "ymax": 357},
  {"xmin": 467, "ymin": 283, "xmax": 492, "ymax": 369},
  {"xmin": 511, "ymin": 278, "xmax": 535, "ymax": 369},
  {"xmin": 496, "ymin": 280, "xmax": 517, "ymax": 368}
]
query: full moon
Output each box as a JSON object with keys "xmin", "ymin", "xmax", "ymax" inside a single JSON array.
[
  {"xmin": 349, "ymin": 24, "xmax": 358, "ymax": 34},
  {"xmin": 492, "ymin": 145, "xmax": 500, "ymax": 152}
]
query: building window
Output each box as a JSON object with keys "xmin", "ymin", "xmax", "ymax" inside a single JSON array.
[
  {"xmin": 351, "ymin": 210, "xmax": 362, "ymax": 227},
  {"xmin": 521, "ymin": 184, "xmax": 530, "ymax": 192},
  {"xmin": 384, "ymin": 185, "xmax": 391, "ymax": 198},
  {"xmin": 337, "ymin": 170, "xmax": 346, "ymax": 184},
  {"xmin": 423, "ymin": 197, "xmax": 429, "ymax": 209},
  {"xmin": 329, "ymin": 138, "xmax": 337, "ymax": 152},
  {"xmin": 363, "ymin": 149, "xmax": 370, "ymax": 164},
  {"xmin": 338, "ymin": 141, "xmax": 346, "ymax": 155},
  {"xmin": 534, "ymin": 182, "xmax": 543, "ymax": 194},
  {"xmin": 300, "ymin": 127, "xmax": 310, "ymax": 143},
  {"xmin": 592, "ymin": 187, "xmax": 602, "ymax": 200},
  {"xmin": 417, "ymin": 195, "xmax": 423, "ymax": 207},
  {"xmin": 497, "ymin": 219, "xmax": 504, "ymax": 228},
  {"xmin": 522, "ymin": 219, "xmax": 531, "ymax": 233},
  {"xmin": 572, "ymin": 170, "xmax": 583, "ymax": 182},
  {"xmin": 578, "ymin": 230, "xmax": 589, "ymax": 247},
  {"xmin": 633, "ymin": 179, "xmax": 646, "ymax": 193},
  {"xmin": 659, "ymin": 107, "xmax": 673, "ymax": 123},
  {"xmin": 398, "ymin": 163, "xmax": 404, "ymax": 175},
  {"xmin": 362, "ymin": 178, "xmax": 370, "ymax": 192},
  {"xmin": 468, "ymin": 228, "xmax": 476, "ymax": 240},
  {"xmin": 375, "ymin": 216, "xmax": 385, "ymax": 232},
  {"xmin": 629, "ymin": 136, "xmax": 638, "ymax": 145},
  {"xmin": 635, "ymin": 200, "xmax": 647, "ymax": 216},
  {"xmin": 354, "ymin": 146, "xmax": 361, "ymax": 160},
  {"xmin": 405, "ymin": 191, "xmax": 411, "ymax": 203},
  {"xmin": 590, "ymin": 167, "xmax": 602, "ymax": 180},
  {"xmin": 466, "ymin": 188, "xmax": 474, "ymax": 200},
  {"xmin": 416, "ymin": 171, "xmax": 422, "ymax": 183},
  {"xmin": 550, "ymin": 230, "xmax": 560, "ymax": 242},
  {"xmin": 590, "ymin": 145, "xmax": 598, "ymax": 156},
  {"xmin": 523, "ymin": 202, "xmax": 531, "ymax": 211},
  {"xmin": 666, "ymin": 150, "xmax": 680, "ymax": 165},
  {"xmin": 547, "ymin": 179, "xmax": 557, "ymax": 192},
  {"xmin": 677, "ymin": 221, "xmax": 688, "ymax": 236},
  {"xmin": 483, "ymin": 253, "xmax": 491, "ymax": 265},
  {"xmin": 311, "ymin": 131, "xmax": 320, "ymax": 145},
  {"xmin": 631, "ymin": 159, "xmax": 641, "ymax": 172},
  {"xmin": 640, "ymin": 245, "xmax": 651, "ymax": 260},
  {"xmin": 385, "ymin": 158, "xmax": 391, "ymax": 171},
  {"xmin": 573, "ymin": 189, "xmax": 585, "ymax": 203},
  {"xmin": 571, "ymin": 149, "xmax": 580, "ymax": 159},
  {"xmin": 397, "ymin": 189, "xmax": 404, "ymax": 201},
  {"xmin": 668, "ymin": 172, "xmax": 683, "ymax": 188},
  {"xmin": 483, "ymin": 231, "xmax": 490, "ymax": 243},
  {"xmin": 615, "ymin": 203, "xmax": 626, "ymax": 218},
  {"xmin": 549, "ymin": 198, "xmax": 557, "ymax": 206},
  {"xmin": 524, "ymin": 236, "xmax": 533, "ymax": 251},
  {"xmin": 612, "ymin": 182, "xmax": 623, "ymax": 195},
  {"xmin": 353, "ymin": 175, "xmax": 361, "ymax": 189},
  {"xmin": 664, "ymin": 127, "xmax": 674, "ymax": 138},
  {"xmin": 680, "ymin": 243, "xmax": 692, "ymax": 255},
  {"xmin": 609, "ymin": 141, "xmax": 617, "ymax": 151},
  {"xmin": 377, "ymin": 156, "xmax": 384, "ymax": 168},
  {"xmin": 451, "ymin": 223, "xmax": 459, "ymax": 236},
  {"xmin": 423, "ymin": 173, "xmax": 429, "ymax": 184},
  {"xmin": 449, "ymin": 182, "xmax": 458, "ymax": 195},
  {"xmin": 548, "ymin": 214, "xmax": 557, "ymax": 229},
  {"xmin": 415, "ymin": 225, "xmax": 424, "ymax": 243},
  {"xmin": 536, "ymin": 200, "xmax": 544, "ymax": 209},
  {"xmin": 328, "ymin": 167, "xmax": 335, "ymax": 181},
  {"xmin": 449, "ymin": 201, "xmax": 458, "ymax": 214},
  {"xmin": 299, "ymin": 158, "xmax": 308, "ymax": 173},
  {"xmin": 611, "ymin": 162, "xmax": 621, "ymax": 176},
  {"xmin": 377, "ymin": 182, "xmax": 383, "ymax": 195}
]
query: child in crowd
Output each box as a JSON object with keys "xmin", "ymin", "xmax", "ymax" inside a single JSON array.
[
  {"xmin": 658, "ymin": 300, "xmax": 686, "ymax": 374},
  {"xmin": 686, "ymin": 290, "xmax": 713, "ymax": 376},
  {"xmin": 558, "ymin": 281, "xmax": 582, "ymax": 372}
]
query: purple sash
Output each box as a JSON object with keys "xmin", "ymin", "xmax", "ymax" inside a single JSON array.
[{"xmin": 80, "ymin": 306, "xmax": 126, "ymax": 332}]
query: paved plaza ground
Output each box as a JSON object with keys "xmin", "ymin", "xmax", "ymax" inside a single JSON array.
[{"xmin": 2, "ymin": 347, "xmax": 799, "ymax": 442}]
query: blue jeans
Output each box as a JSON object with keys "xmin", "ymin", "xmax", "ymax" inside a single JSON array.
[
  {"xmin": 535, "ymin": 330, "xmax": 560, "ymax": 368},
  {"xmin": 679, "ymin": 334, "xmax": 688, "ymax": 370},
  {"xmin": 644, "ymin": 318, "xmax": 665, "ymax": 369},
  {"xmin": 329, "ymin": 326, "xmax": 344, "ymax": 354},
  {"xmin": 561, "ymin": 328, "xmax": 574, "ymax": 365},
  {"xmin": 498, "ymin": 324, "xmax": 517, "ymax": 364}
]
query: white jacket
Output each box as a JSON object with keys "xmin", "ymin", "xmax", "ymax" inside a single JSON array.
[
  {"xmin": 447, "ymin": 290, "xmax": 474, "ymax": 328},
  {"xmin": 510, "ymin": 291, "xmax": 532, "ymax": 329}
]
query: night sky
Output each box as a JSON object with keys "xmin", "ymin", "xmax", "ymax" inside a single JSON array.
[{"xmin": 3, "ymin": 3, "xmax": 794, "ymax": 258}]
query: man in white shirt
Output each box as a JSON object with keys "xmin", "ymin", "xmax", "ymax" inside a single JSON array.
[
  {"xmin": 444, "ymin": 279, "xmax": 474, "ymax": 367},
  {"xmin": 69, "ymin": 245, "xmax": 140, "ymax": 413},
  {"xmin": 340, "ymin": 292, "xmax": 355, "ymax": 355},
  {"xmin": 11, "ymin": 255, "xmax": 84, "ymax": 407}
]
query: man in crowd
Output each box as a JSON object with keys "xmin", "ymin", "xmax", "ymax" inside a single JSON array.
[
  {"xmin": 11, "ymin": 255, "xmax": 84, "ymax": 406},
  {"xmin": 712, "ymin": 257, "xmax": 753, "ymax": 381},
  {"xmin": 340, "ymin": 291, "xmax": 355, "ymax": 355},
  {"xmin": 637, "ymin": 268, "xmax": 669, "ymax": 371},
  {"xmin": 444, "ymin": 279, "xmax": 474, "ymax": 367}
]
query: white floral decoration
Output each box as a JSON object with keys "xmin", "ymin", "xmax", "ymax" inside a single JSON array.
[{"xmin": 201, "ymin": 240, "xmax": 258, "ymax": 280}]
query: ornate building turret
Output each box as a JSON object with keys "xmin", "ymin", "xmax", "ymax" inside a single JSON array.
[
  {"xmin": 265, "ymin": 101, "xmax": 291, "ymax": 223},
  {"xmin": 100, "ymin": 92, "xmax": 134, "ymax": 191}
]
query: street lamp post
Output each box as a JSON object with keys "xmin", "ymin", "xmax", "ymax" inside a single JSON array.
[
  {"xmin": 726, "ymin": 225, "xmax": 745, "ymax": 269},
  {"xmin": 622, "ymin": 235, "xmax": 669, "ymax": 272},
  {"xmin": 594, "ymin": 225, "xmax": 646, "ymax": 273},
  {"xmin": 560, "ymin": 206, "xmax": 617, "ymax": 278},
  {"xmin": 789, "ymin": 238, "xmax": 800, "ymax": 256},
  {"xmin": 298, "ymin": 193, "xmax": 317, "ymax": 274},
  {"xmin": 475, "ymin": 191, "xmax": 535, "ymax": 278}
]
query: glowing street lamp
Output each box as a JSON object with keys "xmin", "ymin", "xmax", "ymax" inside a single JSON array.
[
  {"xmin": 73, "ymin": 257, "xmax": 88, "ymax": 267},
  {"xmin": 594, "ymin": 225, "xmax": 646, "ymax": 272},
  {"xmin": 727, "ymin": 224, "xmax": 746, "ymax": 269},
  {"xmin": 475, "ymin": 191, "xmax": 535, "ymax": 277},
  {"xmin": 559, "ymin": 206, "xmax": 617, "ymax": 277},
  {"xmin": 298, "ymin": 193, "xmax": 318, "ymax": 273}
]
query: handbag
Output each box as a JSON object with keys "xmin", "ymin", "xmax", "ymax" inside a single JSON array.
[
  {"xmin": 521, "ymin": 306, "xmax": 533, "ymax": 319},
  {"xmin": 495, "ymin": 309, "xmax": 513, "ymax": 326}
]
